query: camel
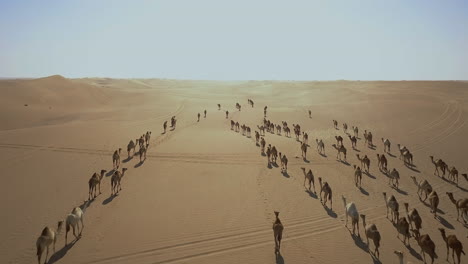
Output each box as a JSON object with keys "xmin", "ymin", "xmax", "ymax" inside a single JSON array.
[
  {"xmin": 272, "ymin": 211, "xmax": 284, "ymax": 254},
  {"xmin": 257, "ymin": 125, "xmax": 265, "ymax": 135},
  {"xmin": 318, "ymin": 177, "xmax": 332, "ymax": 209},
  {"xmin": 88, "ymin": 169, "xmax": 107, "ymax": 200},
  {"xmin": 139, "ymin": 144, "xmax": 147, "ymax": 162},
  {"xmin": 271, "ymin": 146, "xmax": 278, "ymax": 163},
  {"xmin": 316, "ymin": 139, "xmax": 325, "ymax": 155},
  {"xmin": 145, "ymin": 131, "xmax": 151, "ymax": 147},
  {"xmin": 308, "ymin": 110, "xmax": 312, "ymax": 118},
  {"xmin": 302, "ymin": 132, "xmax": 309, "ymax": 144},
  {"xmin": 276, "ymin": 124, "xmax": 282, "ymax": 135},
  {"xmin": 382, "ymin": 138, "xmax": 391, "ymax": 153},
  {"xmin": 394, "ymin": 251, "xmax": 413, "ymax": 264},
  {"xmin": 255, "ymin": 131, "xmax": 260, "ymax": 145},
  {"xmin": 352, "ymin": 126, "xmax": 359, "ymax": 137},
  {"xmin": 377, "ymin": 153, "xmax": 388, "ymax": 172},
  {"xmin": 364, "ymin": 130, "xmax": 373, "ymax": 147},
  {"xmin": 217, "ymin": 103, "xmax": 221, "ymax": 110},
  {"xmin": 231, "ymin": 120, "xmax": 235, "ymax": 130},
  {"xmin": 356, "ymin": 154, "xmax": 370, "ymax": 172},
  {"xmin": 439, "ymin": 228, "xmax": 465, "ymax": 264},
  {"xmin": 111, "ymin": 168, "xmax": 128, "ymax": 195},
  {"xmin": 463, "ymin": 173, "xmax": 468, "ymax": 182},
  {"xmin": 343, "ymin": 123, "xmax": 348, "ymax": 134},
  {"xmin": 448, "ymin": 166, "xmax": 459, "ymax": 185},
  {"xmin": 446, "ymin": 192, "xmax": 468, "ymax": 223},
  {"xmin": 333, "ymin": 119, "xmax": 338, "ymax": 129},
  {"xmin": 127, "ymin": 140, "xmax": 136, "ymax": 158},
  {"xmin": 112, "ymin": 148, "xmax": 122, "ymax": 169},
  {"xmin": 397, "ymin": 144, "xmax": 408, "ymax": 160},
  {"xmin": 411, "ymin": 229, "xmax": 437, "ymax": 264},
  {"xmin": 404, "ymin": 202, "xmax": 422, "ymax": 233},
  {"xmin": 332, "ymin": 144, "xmax": 347, "ymax": 161},
  {"xmin": 342, "ymin": 195, "xmax": 360, "ymax": 237},
  {"xmin": 353, "ymin": 165, "xmax": 362, "ymax": 188},
  {"xmin": 284, "ymin": 126, "xmax": 291, "ymax": 137},
  {"xmin": 225, "ymin": 110, "xmax": 229, "ymax": 119},
  {"xmin": 264, "ymin": 106, "xmax": 268, "ymax": 117},
  {"xmin": 65, "ymin": 202, "xmax": 88, "ymax": 245},
  {"xmin": 428, "ymin": 191, "xmax": 439, "ymax": 218},
  {"xmin": 360, "ymin": 214, "xmax": 381, "ymax": 258},
  {"xmin": 279, "ymin": 153, "xmax": 288, "ymax": 172},
  {"xmin": 396, "ymin": 217, "xmax": 411, "ymax": 246},
  {"xmin": 409, "ymin": 176, "xmax": 432, "ymax": 202},
  {"xmin": 335, "ymin": 135, "xmax": 343, "ymax": 146},
  {"xmin": 301, "ymin": 167, "xmax": 315, "ymax": 193},
  {"xmin": 204, "ymin": 109, "xmax": 207, "ymax": 118},
  {"xmin": 163, "ymin": 121, "xmax": 167, "ymax": 133},
  {"xmin": 36, "ymin": 221, "xmax": 63, "ymax": 264},
  {"xmin": 430, "ymin": 156, "xmax": 447, "ymax": 177},
  {"xmin": 266, "ymin": 145, "xmax": 272, "ymax": 164},
  {"xmin": 301, "ymin": 142, "xmax": 308, "ymax": 159},
  {"xmin": 402, "ymin": 150, "xmax": 413, "ymax": 166},
  {"xmin": 383, "ymin": 192, "xmax": 399, "ymax": 223},
  {"xmin": 348, "ymin": 135, "xmax": 357, "ymax": 149},
  {"xmin": 260, "ymin": 137, "xmax": 266, "ymax": 154},
  {"xmin": 388, "ymin": 168, "xmax": 400, "ymax": 189}
]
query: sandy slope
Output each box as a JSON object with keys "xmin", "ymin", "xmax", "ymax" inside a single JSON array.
[{"xmin": 1, "ymin": 77, "xmax": 468, "ymax": 264}]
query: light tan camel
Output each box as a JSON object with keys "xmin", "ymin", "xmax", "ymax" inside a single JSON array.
[
  {"xmin": 446, "ymin": 192, "xmax": 468, "ymax": 223},
  {"xmin": 301, "ymin": 167, "xmax": 315, "ymax": 193},
  {"xmin": 127, "ymin": 140, "xmax": 136, "ymax": 158},
  {"xmin": 410, "ymin": 176, "xmax": 432, "ymax": 202},
  {"xmin": 360, "ymin": 214, "xmax": 380, "ymax": 258},
  {"xmin": 396, "ymin": 216, "xmax": 411, "ymax": 246},
  {"xmin": 439, "ymin": 228, "xmax": 465, "ymax": 264},
  {"xmin": 301, "ymin": 142, "xmax": 308, "ymax": 159},
  {"xmin": 428, "ymin": 191, "xmax": 439, "ymax": 218},
  {"xmin": 112, "ymin": 148, "xmax": 122, "ymax": 169},
  {"xmin": 332, "ymin": 144, "xmax": 347, "ymax": 161},
  {"xmin": 316, "ymin": 139, "xmax": 325, "ymax": 155},
  {"xmin": 279, "ymin": 152, "xmax": 288, "ymax": 173},
  {"xmin": 88, "ymin": 169, "xmax": 107, "ymax": 200},
  {"xmin": 382, "ymin": 138, "xmax": 391, "ymax": 153},
  {"xmin": 348, "ymin": 135, "xmax": 357, "ymax": 149},
  {"xmin": 388, "ymin": 168, "xmax": 400, "ymax": 189},
  {"xmin": 342, "ymin": 195, "xmax": 360, "ymax": 237},
  {"xmin": 335, "ymin": 135, "xmax": 343, "ymax": 146},
  {"xmin": 318, "ymin": 177, "xmax": 332, "ymax": 209},
  {"xmin": 448, "ymin": 166, "xmax": 459, "ymax": 185},
  {"xmin": 36, "ymin": 221, "xmax": 63, "ymax": 264},
  {"xmin": 65, "ymin": 203, "xmax": 88, "ymax": 245},
  {"xmin": 383, "ymin": 192, "xmax": 399, "ymax": 223},
  {"xmin": 111, "ymin": 168, "xmax": 128, "ymax": 195},
  {"xmin": 411, "ymin": 229, "xmax": 437, "ymax": 264},
  {"xmin": 430, "ymin": 156, "xmax": 447, "ymax": 177},
  {"xmin": 353, "ymin": 165, "xmax": 362, "ymax": 188},
  {"xmin": 272, "ymin": 211, "xmax": 284, "ymax": 254},
  {"xmin": 356, "ymin": 154, "xmax": 370, "ymax": 172},
  {"xmin": 404, "ymin": 202, "xmax": 422, "ymax": 233},
  {"xmin": 377, "ymin": 153, "xmax": 388, "ymax": 172}
]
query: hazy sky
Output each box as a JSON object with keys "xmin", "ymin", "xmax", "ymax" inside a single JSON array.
[{"xmin": 1, "ymin": 0, "xmax": 467, "ymax": 80}]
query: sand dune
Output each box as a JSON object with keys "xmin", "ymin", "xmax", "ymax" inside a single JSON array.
[{"xmin": 1, "ymin": 77, "xmax": 468, "ymax": 264}]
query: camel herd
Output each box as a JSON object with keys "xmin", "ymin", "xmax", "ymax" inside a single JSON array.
[{"xmin": 36, "ymin": 98, "xmax": 467, "ymax": 264}]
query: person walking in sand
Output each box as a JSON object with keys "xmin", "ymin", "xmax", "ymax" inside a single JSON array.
[
  {"xmin": 226, "ymin": 110, "xmax": 229, "ymax": 119},
  {"xmin": 163, "ymin": 121, "xmax": 167, "ymax": 133},
  {"xmin": 204, "ymin": 110, "xmax": 207, "ymax": 118},
  {"xmin": 197, "ymin": 113, "xmax": 200, "ymax": 122}
]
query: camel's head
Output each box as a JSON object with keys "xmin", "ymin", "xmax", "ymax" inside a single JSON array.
[
  {"xmin": 122, "ymin": 168, "xmax": 128, "ymax": 173},
  {"xmin": 382, "ymin": 192, "xmax": 387, "ymax": 198},
  {"xmin": 359, "ymin": 214, "xmax": 366, "ymax": 222},
  {"xmin": 341, "ymin": 195, "xmax": 346, "ymax": 203},
  {"xmin": 463, "ymin": 174, "xmax": 468, "ymax": 181},
  {"xmin": 318, "ymin": 177, "xmax": 322, "ymax": 184},
  {"xmin": 446, "ymin": 192, "xmax": 453, "ymax": 199},
  {"xmin": 118, "ymin": 148, "xmax": 122, "ymax": 153},
  {"xmin": 438, "ymin": 228, "xmax": 446, "ymax": 235},
  {"xmin": 393, "ymin": 250, "xmax": 403, "ymax": 259},
  {"xmin": 403, "ymin": 202, "xmax": 409, "ymax": 211},
  {"xmin": 274, "ymin": 211, "xmax": 280, "ymax": 218},
  {"xmin": 57, "ymin": 221, "xmax": 64, "ymax": 233},
  {"xmin": 410, "ymin": 175, "xmax": 416, "ymax": 181},
  {"xmin": 101, "ymin": 169, "xmax": 107, "ymax": 175}
]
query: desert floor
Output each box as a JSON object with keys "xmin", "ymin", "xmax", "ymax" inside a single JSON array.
[{"xmin": 1, "ymin": 76, "xmax": 468, "ymax": 264}]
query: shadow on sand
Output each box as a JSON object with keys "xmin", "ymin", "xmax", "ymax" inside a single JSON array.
[
  {"xmin": 364, "ymin": 171, "xmax": 376, "ymax": 179},
  {"xmin": 437, "ymin": 215, "xmax": 455, "ymax": 229},
  {"xmin": 122, "ymin": 156, "xmax": 133, "ymax": 163},
  {"xmin": 275, "ymin": 252, "xmax": 285, "ymax": 264},
  {"xmin": 348, "ymin": 230, "xmax": 366, "ymax": 252},
  {"xmin": 134, "ymin": 160, "xmax": 144, "ymax": 168},
  {"xmin": 281, "ymin": 171, "xmax": 290, "ymax": 178},
  {"xmin": 359, "ymin": 187, "xmax": 369, "ymax": 196},
  {"xmin": 305, "ymin": 190, "xmax": 318, "ymax": 199},
  {"xmin": 406, "ymin": 244, "xmax": 423, "ymax": 261},
  {"xmin": 396, "ymin": 188, "xmax": 408, "ymax": 196},
  {"xmin": 102, "ymin": 194, "xmax": 117, "ymax": 205},
  {"xmin": 323, "ymin": 205, "xmax": 337, "ymax": 218},
  {"xmin": 303, "ymin": 158, "xmax": 310, "ymax": 163},
  {"xmin": 319, "ymin": 153, "xmax": 327, "ymax": 158},
  {"xmin": 47, "ymin": 239, "xmax": 78, "ymax": 264},
  {"xmin": 339, "ymin": 160, "xmax": 351, "ymax": 166},
  {"xmin": 387, "ymin": 152, "xmax": 396, "ymax": 158},
  {"xmin": 105, "ymin": 170, "xmax": 115, "ymax": 177}
]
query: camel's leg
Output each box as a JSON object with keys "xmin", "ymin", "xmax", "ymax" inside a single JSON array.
[
  {"xmin": 73, "ymin": 225, "xmax": 77, "ymax": 239},
  {"xmin": 37, "ymin": 248, "xmax": 42, "ymax": 264},
  {"xmin": 81, "ymin": 216, "xmax": 84, "ymax": 232},
  {"xmin": 44, "ymin": 246, "xmax": 49, "ymax": 264}
]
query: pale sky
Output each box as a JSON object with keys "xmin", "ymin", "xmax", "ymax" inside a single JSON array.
[{"xmin": 1, "ymin": 0, "xmax": 467, "ymax": 80}]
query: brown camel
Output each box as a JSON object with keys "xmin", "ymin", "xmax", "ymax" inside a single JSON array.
[
  {"xmin": 36, "ymin": 221, "xmax": 63, "ymax": 264},
  {"xmin": 353, "ymin": 165, "xmax": 362, "ymax": 188},
  {"xmin": 388, "ymin": 168, "xmax": 400, "ymax": 189},
  {"xmin": 139, "ymin": 144, "xmax": 147, "ymax": 162},
  {"xmin": 111, "ymin": 168, "xmax": 128, "ymax": 195},
  {"xmin": 272, "ymin": 211, "xmax": 284, "ymax": 254},
  {"xmin": 446, "ymin": 192, "xmax": 468, "ymax": 223},
  {"xmin": 356, "ymin": 154, "xmax": 370, "ymax": 172},
  {"xmin": 383, "ymin": 192, "xmax": 399, "ymax": 223},
  {"xmin": 316, "ymin": 138, "xmax": 325, "ymax": 155},
  {"xmin": 430, "ymin": 156, "xmax": 447, "ymax": 177},
  {"xmin": 348, "ymin": 135, "xmax": 357, "ymax": 149},
  {"xmin": 260, "ymin": 137, "xmax": 266, "ymax": 153},
  {"xmin": 88, "ymin": 169, "xmax": 107, "ymax": 200},
  {"xmin": 428, "ymin": 191, "xmax": 439, "ymax": 218},
  {"xmin": 402, "ymin": 150, "xmax": 413, "ymax": 166},
  {"xmin": 279, "ymin": 152, "xmax": 288, "ymax": 173},
  {"xmin": 333, "ymin": 119, "xmax": 338, "ymax": 129},
  {"xmin": 301, "ymin": 142, "xmax": 308, "ymax": 159},
  {"xmin": 343, "ymin": 122, "xmax": 348, "ymax": 133},
  {"xmin": 127, "ymin": 140, "xmax": 136, "ymax": 158},
  {"xmin": 411, "ymin": 229, "xmax": 437, "ymax": 264},
  {"xmin": 360, "ymin": 214, "xmax": 381, "ymax": 258},
  {"xmin": 404, "ymin": 202, "xmax": 422, "ymax": 233},
  {"xmin": 382, "ymin": 138, "xmax": 391, "ymax": 153},
  {"xmin": 271, "ymin": 146, "xmax": 278, "ymax": 163},
  {"xmin": 335, "ymin": 135, "xmax": 343, "ymax": 146},
  {"xmin": 332, "ymin": 144, "xmax": 347, "ymax": 161},
  {"xmin": 352, "ymin": 126, "xmax": 359, "ymax": 137},
  {"xmin": 377, "ymin": 153, "xmax": 388, "ymax": 172},
  {"xmin": 112, "ymin": 148, "xmax": 122, "ymax": 169},
  {"xmin": 301, "ymin": 167, "xmax": 315, "ymax": 193},
  {"xmin": 318, "ymin": 177, "xmax": 332, "ymax": 209},
  {"xmin": 448, "ymin": 166, "xmax": 459, "ymax": 185},
  {"xmin": 396, "ymin": 216, "xmax": 410, "ymax": 246},
  {"xmin": 411, "ymin": 176, "xmax": 432, "ymax": 202},
  {"xmin": 439, "ymin": 228, "xmax": 465, "ymax": 264}
]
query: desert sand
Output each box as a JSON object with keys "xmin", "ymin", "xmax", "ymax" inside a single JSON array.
[{"xmin": 1, "ymin": 76, "xmax": 468, "ymax": 264}]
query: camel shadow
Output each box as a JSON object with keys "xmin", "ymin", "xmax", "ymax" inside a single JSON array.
[
  {"xmin": 134, "ymin": 160, "xmax": 144, "ymax": 168},
  {"xmin": 305, "ymin": 190, "xmax": 318, "ymax": 199},
  {"xmin": 456, "ymin": 185, "xmax": 468, "ymax": 192},
  {"xmin": 105, "ymin": 170, "xmax": 115, "ymax": 177},
  {"xmin": 122, "ymin": 156, "xmax": 132, "ymax": 163},
  {"xmin": 339, "ymin": 160, "xmax": 351, "ymax": 166},
  {"xmin": 353, "ymin": 148, "xmax": 361, "ymax": 152},
  {"xmin": 319, "ymin": 153, "xmax": 327, "ymax": 158},
  {"xmin": 348, "ymin": 230, "xmax": 366, "ymax": 252},
  {"xmin": 272, "ymin": 162, "xmax": 279, "ymax": 168},
  {"xmin": 275, "ymin": 252, "xmax": 285, "ymax": 264},
  {"xmin": 396, "ymin": 188, "xmax": 408, "ymax": 196},
  {"xmin": 421, "ymin": 200, "xmax": 445, "ymax": 215},
  {"xmin": 47, "ymin": 239, "xmax": 78, "ymax": 264},
  {"xmin": 406, "ymin": 244, "xmax": 423, "ymax": 261},
  {"xmin": 324, "ymin": 206, "xmax": 337, "ymax": 218},
  {"xmin": 261, "ymin": 153, "xmax": 266, "ymax": 157},
  {"xmin": 387, "ymin": 152, "xmax": 396, "ymax": 158},
  {"xmin": 102, "ymin": 194, "xmax": 117, "ymax": 205},
  {"xmin": 364, "ymin": 171, "xmax": 376, "ymax": 179},
  {"xmin": 281, "ymin": 171, "xmax": 290, "ymax": 178},
  {"xmin": 79, "ymin": 200, "xmax": 93, "ymax": 210},
  {"xmin": 359, "ymin": 187, "xmax": 369, "ymax": 196},
  {"xmin": 437, "ymin": 215, "xmax": 455, "ymax": 229},
  {"xmin": 303, "ymin": 158, "xmax": 310, "ymax": 163},
  {"xmin": 406, "ymin": 165, "xmax": 421, "ymax": 173}
]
